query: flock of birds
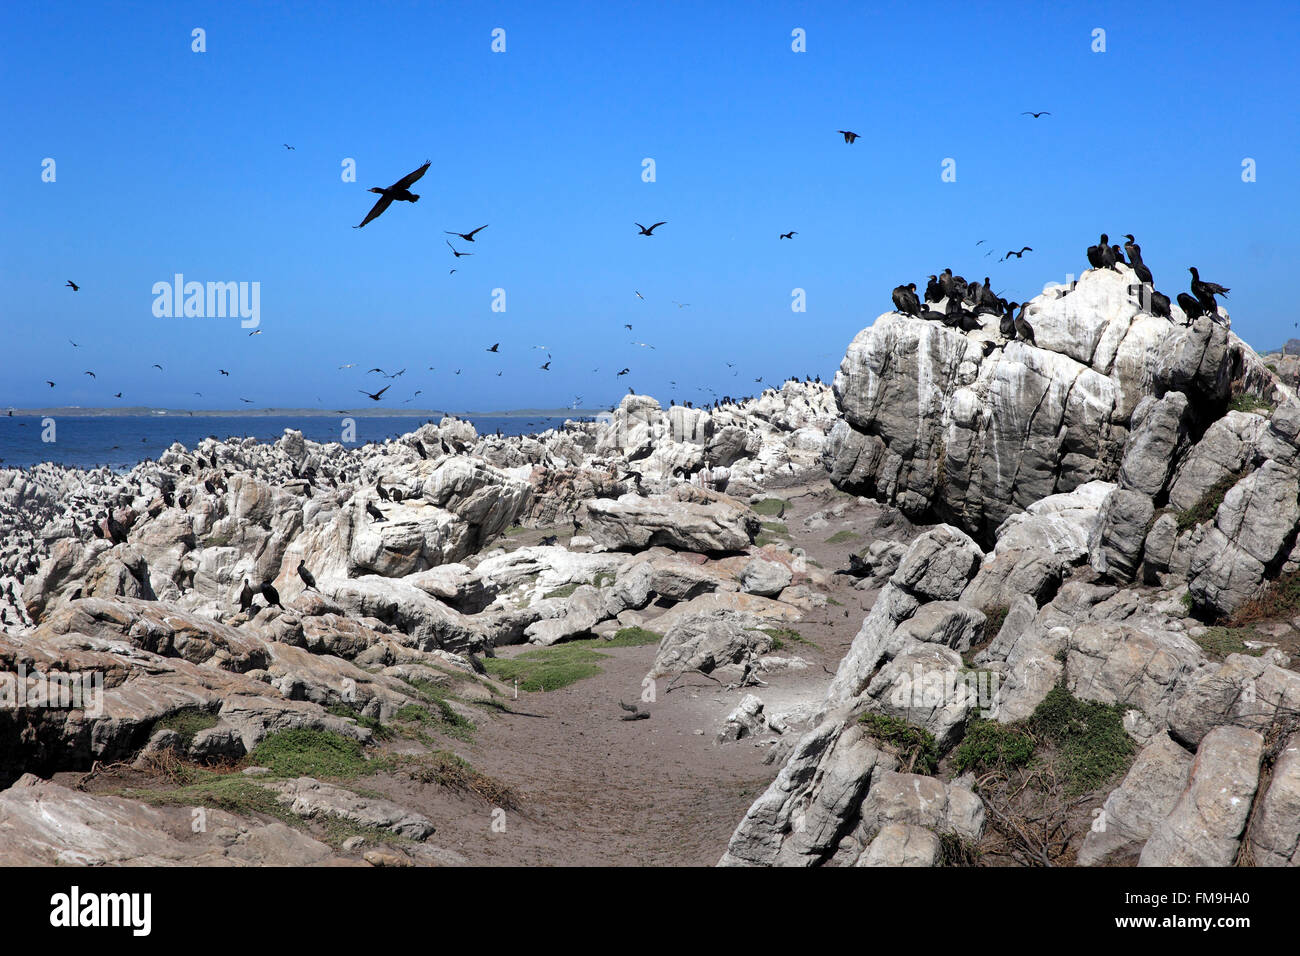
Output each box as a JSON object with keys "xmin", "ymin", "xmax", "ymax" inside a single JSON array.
[
  {"xmin": 38, "ymin": 115, "xmax": 1237, "ymax": 417},
  {"xmin": 885, "ymin": 231, "xmax": 1231, "ymax": 349}
]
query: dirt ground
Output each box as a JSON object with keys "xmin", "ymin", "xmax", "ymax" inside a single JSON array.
[
  {"xmin": 67, "ymin": 479, "xmax": 914, "ymax": 866},
  {"xmin": 375, "ymin": 479, "xmax": 906, "ymax": 865}
]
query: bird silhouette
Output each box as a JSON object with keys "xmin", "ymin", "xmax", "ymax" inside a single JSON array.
[
  {"xmin": 1001, "ymin": 246, "xmax": 1033, "ymax": 261},
  {"xmin": 780, "ymin": 231, "xmax": 797, "ymax": 240},
  {"xmin": 445, "ymin": 225, "xmax": 488, "ymax": 242},
  {"xmin": 487, "ymin": 343, "xmax": 499, "ymax": 352},
  {"xmin": 66, "ymin": 280, "xmax": 79, "ymax": 291},
  {"xmin": 355, "ymin": 160, "xmax": 430, "ymax": 228},
  {"xmin": 446, "ymin": 240, "xmax": 474, "ymax": 258},
  {"xmin": 1021, "ymin": 111, "xmax": 1051, "ymax": 118},
  {"xmin": 635, "ymin": 221, "xmax": 666, "ymax": 236},
  {"xmin": 837, "ymin": 130, "xmax": 859, "ymax": 143}
]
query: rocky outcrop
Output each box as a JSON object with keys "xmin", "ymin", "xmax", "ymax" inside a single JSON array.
[
  {"xmin": 826, "ymin": 268, "xmax": 1276, "ymax": 544},
  {"xmin": 581, "ymin": 488, "xmax": 760, "ymax": 553}
]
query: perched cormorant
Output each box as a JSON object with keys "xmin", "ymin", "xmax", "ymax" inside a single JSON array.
[
  {"xmin": 1189, "ymin": 267, "xmax": 1229, "ymax": 316},
  {"xmin": 355, "ymin": 160, "xmax": 430, "ymax": 228},
  {"xmin": 1013, "ymin": 305, "xmax": 1036, "ymax": 345},
  {"xmin": 1177, "ymin": 292, "xmax": 1205, "ymax": 319},
  {"xmin": 892, "ymin": 284, "xmax": 921, "ymax": 316},
  {"xmin": 1000, "ymin": 302, "xmax": 1020, "ymax": 338},
  {"xmin": 296, "ymin": 561, "xmax": 317, "ymax": 591},
  {"xmin": 1087, "ymin": 234, "xmax": 1109, "ymax": 269},
  {"xmin": 365, "ymin": 501, "xmax": 386, "ymax": 523},
  {"xmin": 1123, "ymin": 234, "xmax": 1143, "ymax": 264},
  {"xmin": 260, "ymin": 581, "xmax": 283, "ymax": 609},
  {"xmin": 924, "ymin": 275, "xmax": 942, "ymax": 303},
  {"xmin": 239, "ymin": 578, "xmax": 255, "ymax": 613}
]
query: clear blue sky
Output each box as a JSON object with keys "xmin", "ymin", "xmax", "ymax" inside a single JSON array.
[{"xmin": 3, "ymin": 0, "xmax": 1297, "ymax": 412}]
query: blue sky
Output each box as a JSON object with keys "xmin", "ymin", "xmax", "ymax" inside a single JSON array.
[{"xmin": 2, "ymin": 0, "xmax": 1297, "ymax": 412}]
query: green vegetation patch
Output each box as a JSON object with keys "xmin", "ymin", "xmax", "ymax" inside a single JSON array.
[
  {"xmin": 953, "ymin": 719, "xmax": 1036, "ymax": 776},
  {"xmin": 825, "ymin": 529, "xmax": 860, "ymax": 544},
  {"xmin": 154, "ymin": 707, "xmax": 219, "ymax": 746},
  {"xmin": 543, "ymin": 582, "xmax": 581, "ymax": 599},
  {"xmin": 606, "ymin": 626, "xmax": 663, "ymax": 647},
  {"xmin": 760, "ymin": 626, "xmax": 817, "ymax": 650},
  {"xmin": 1193, "ymin": 626, "xmax": 1266, "ymax": 659},
  {"xmin": 1176, "ymin": 468, "xmax": 1248, "ymax": 532},
  {"xmin": 245, "ymin": 728, "xmax": 369, "ymax": 779},
  {"xmin": 482, "ymin": 644, "xmax": 610, "ymax": 692},
  {"xmin": 326, "ymin": 704, "xmax": 393, "ymax": 740},
  {"xmin": 1228, "ymin": 393, "xmax": 1275, "ymax": 414},
  {"xmin": 124, "ymin": 774, "xmax": 294, "ymax": 824},
  {"xmin": 751, "ymin": 498, "xmax": 787, "ymax": 517},
  {"xmin": 858, "ymin": 713, "xmax": 940, "ymax": 775},
  {"xmin": 1027, "ymin": 685, "xmax": 1135, "ymax": 794},
  {"xmin": 397, "ymin": 679, "xmax": 477, "ymax": 740}
]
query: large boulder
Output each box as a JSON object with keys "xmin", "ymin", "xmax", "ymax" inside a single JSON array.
[{"xmin": 581, "ymin": 490, "xmax": 759, "ymax": 553}]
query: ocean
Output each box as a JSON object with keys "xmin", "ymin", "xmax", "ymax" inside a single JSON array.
[{"xmin": 0, "ymin": 414, "xmax": 594, "ymax": 470}]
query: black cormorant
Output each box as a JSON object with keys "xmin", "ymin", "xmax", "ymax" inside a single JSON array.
[{"xmin": 355, "ymin": 161, "xmax": 430, "ymax": 228}]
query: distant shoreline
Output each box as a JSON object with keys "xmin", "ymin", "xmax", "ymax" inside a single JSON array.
[{"xmin": 0, "ymin": 407, "xmax": 596, "ymax": 419}]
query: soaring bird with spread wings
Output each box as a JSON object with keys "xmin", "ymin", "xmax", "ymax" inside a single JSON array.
[{"xmin": 355, "ymin": 161, "xmax": 431, "ymax": 228}]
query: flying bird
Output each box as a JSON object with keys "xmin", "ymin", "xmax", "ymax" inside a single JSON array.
[
  {"xmin": 248, "ymin": 329, "xmax": 262, "ymax": 336},
  {"xmin": 539, "ymin": 361, "xmax": 551, "ymax": 370},
  {"xmin": 283, "ymin": 144, "xmax": 295, "ymax": 150},
  {"xmin": 359, "ymin": 385, "xmax": 391, "ymax": 401},
  {"xmin": 634, "ymin": 291, "xmax": 644, "ymax": 299},
  {"xmin": 83, "ymin": 371, "xmax": 95, "ymax": 379},
  {"xmin": 219, "ymin": 369, "xmax": 229, "ymax": 375},
  {"xmin": 1001, "ymin": 246, "xmax": 1033, "ymax": 261},
  {"xmin": 45, "ymin": 381, "xmax": 55, "ymax": 388},
  {"xmin": 837, "ymin": 130, "xmax": 860, "ymax": 143},
  {"xmin": 69, "ymin": 339, "xmax": 79, "ymax": 347},
  {"xmin": 617, "ymin": 368, "xmax": 630, "ymax": 376},
  {"xmin": 635, "ymin": 221, "xmax": 666, "ymax": 236},
  {"xmin": 779, "ymin": 231, "xmax": 797, "ymax": 240},
  {"xmin": 445, "ymin": 225, "xmax": 488, "ymax": 242},
  {"xmin": 446, "ymin": 240, "xmax": 474, "ymax": 258},
  {"xmin": 1021, "ymin": 111, "xmax": 1051, "ymax": 118},
  {"xmin": 66, "ymin": 281, "xmax": 79, "ymax": 291},
  {"xmin": 487, "ymin": 343, "xmax": 499, "ymax": 352},
  {"xmin": 355, "ymin": 160, "xmax": 430, "ymax": 228},
  {"xmin": 152, "ymin": 364, "xmax": 163, "ymax": 371}
]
